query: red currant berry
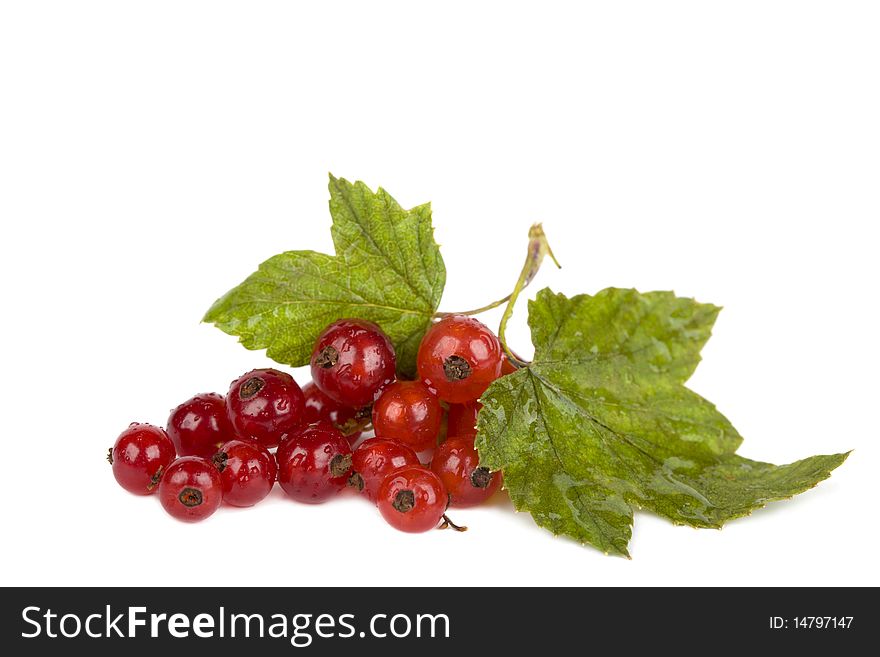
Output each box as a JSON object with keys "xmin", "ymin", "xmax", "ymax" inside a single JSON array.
[
  {"xmin": 311, "ymin": 319, "xmax": 396, "ymax": 407},
  {"xmin": 277, "ymin": 424, "xmax": 353, "ymax": 503},
  {"xmin": 501, "ymin": 353, "xmax": 518, "ymax": 376},
  {"xmin": 431, "ymin": 437, "xmax": 501, "ymax": 507},
  {"xmin": 302, "ymin": 382, "xmax": 364, "ymax": 441},
  {"xmin": 226, "ymin": 368, "xmax": 304, "ymax": 448},
  {"xmin": 378, "ymin": 466, "xmax": 447, "ymax": 533},
  {"xmin": 416, "ymin": 315, "xmax": 503, "ymax": 403},
  {"xmin": 158, "ymin": 456, "xmax": 223, "ymax": 522},
  {"xmin": 108, "ymin": 423, "xmax": 176, "ymax": 495},
  {"xmin": 350, "ymin": 437, "xmax": 420, "ymax": 502},
  {"xmin": 211, "ymin": 439, "xmax": 277, "ymax": 507},
  {"xmin": 166, "ymin": 393, "xmax": 235, "ymax": 458},
  {"xmin": 446, "ymin": 400, "xmax": 481, "ymax": 438},
  {"xmin": 372, "ymin": 381, "xmax": 442, "ymax": 452}
]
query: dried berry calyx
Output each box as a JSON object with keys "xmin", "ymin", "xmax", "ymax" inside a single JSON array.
[
  {"xmin": 470, "ymin": 467, "xmax": 492, "ymax": 489},
  {"xmin": 178, "ymin": 487, "xmax": 203, "ymax": 507},
  {"xmin": 443, "ymin": 355, "xmax": 471, "ymax": 381},
  {"xmin": 211, "ymin": 451, "xmax": 228, "ymax": 473},
  {"xmin": 392, "ymin": 490, "xmax": 415, "ymax": 513},
  {"xmin": 329, "ymin": 454, "xmax": 352, "ymax": 479},
  {"xmin": 314, "ymin": 346, "xmax": 338, "ymax": 369},
  {"xmin": 239, "ymin": 376, "xmax": 265, "ymax": 399},
  {"xmin": 147, "ymin": 467, "xmax": 165, "ymax": 491},
  {"xmin": 347, "ymin": 472, "xmax": 365, "ymax": 492}
]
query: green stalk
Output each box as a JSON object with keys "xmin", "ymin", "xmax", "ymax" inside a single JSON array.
[
  {"xmin": 433, "ymin": 295, "xmax": 513, "ymax": 318},
  {"xmin": 497, "ymin": 224, "xmax": 560, "ymax": 367}
]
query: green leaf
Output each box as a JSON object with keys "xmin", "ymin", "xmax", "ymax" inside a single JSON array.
[
  {"xmin": 204, "ymin": 175, "xmax": 445, "ymax": 375},
  {"xmin": 477, "ymin": 288, "xmax": 848, "ymax": 557}
]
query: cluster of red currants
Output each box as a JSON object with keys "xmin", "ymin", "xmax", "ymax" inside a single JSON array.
[{"xmin": 108, "ymin": 315, "xmax": 512, "ymax": 533}]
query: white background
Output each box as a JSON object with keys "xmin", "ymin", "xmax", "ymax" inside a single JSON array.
[{"xmin": 1, "ymin": 1, "xmax": 877, "ymax": 587}]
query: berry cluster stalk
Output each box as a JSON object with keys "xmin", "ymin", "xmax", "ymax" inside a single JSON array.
[{"xmin": 497, "ymin": 224, "xmax": 559, "ymax": 368}]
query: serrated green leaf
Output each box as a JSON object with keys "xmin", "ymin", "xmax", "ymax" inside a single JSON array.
[
  {"xmin": 204, "ymin": 175, "xmax": 445, "ymax": 375},
  {"xmin": 477, "ymin": 288, "xmax": 848, "ymax": 557}
]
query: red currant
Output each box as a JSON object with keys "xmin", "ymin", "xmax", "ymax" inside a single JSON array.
[
  {"xmin": 277, "ymin": 424, "xmax": 353, "ymax": 503},
  {"xmin": 311, "ymin": 319, "xmax": 396, "ymax": 407},
  {"xmin": 501, "ymin": 353, "xmax": 518, "ymax": 375},
  {"xmin": 158, "ymin": 456, "xmax": 223, "ymax": 522},
  {"xmin": 417, "ymin": 315, "xmax": 503, "ymax": 403},
  {"xmin": 108, "ymin": 423, "xmax": 176, "ymax": 495},
  {"xmin": 211, "ymin": 439, "xmax": 277, "ymax": 507},
  {"xmin": 446, "ymin": 400, "xmax": 481, "ymax": 438},
  {"xmin": 377, "ymin": 466, "xmax": 447, "ymax": 533},
  {"xmin": 302, "ymin": 381, "xmax": 364, "ymax": 441},
  {"xmin": 166, "ymin": 393, "xmax": 235, "ymax": 458},
  {"xmin": 372, "ymin": 380, "xmax": 442, "ymax": 452},
  {"xmin": 431, "ymin": 436, "xmax": 501, "ymax": 507},
  {"xmin": 226, "ymin": 368, "xmax": 304, "ymax": 448},
  {"xmin": 350, "ymin": 437, "xmax": 420, "ymax": 502}
]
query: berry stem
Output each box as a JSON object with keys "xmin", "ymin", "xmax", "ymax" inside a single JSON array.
[
  {"xmin": 497, "ymin": 224, "xmax": 560, "ymax": 367},
  {"xmin": 438, "ymin": 513, "xmax": 468, "ymax": 532}
]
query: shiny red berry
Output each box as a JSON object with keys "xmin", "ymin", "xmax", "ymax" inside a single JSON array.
[
  {"xmin": 158, "ymin": 456, "xmax": 223, "ymax": 522},
  {"xmin": 108, "ymin": 423, "xmax": 176, "ymax": 495},
  {"xmin": 431, "ymin": 436, "xmax": 501, "ymax": 507},
  {"xmin": 446, "ymin": 400, "xmax": 481, "ymax": 438},
  {"xmin": 166, "ymin": 393, "xmax": 235, "ymax": 458},
  {"xmin": 226, "ymin": 368, "xmax": 304, "ymax": 448},
  {"xmin": 377, "ymin": 466, "xmax": 447, "ymax": 533},
  {"xmin": 302, "ymin": 381, "xmax": 364, "ymax": 441},
  {"xmin": 500, "ymin": 354, "xmax": 518, "ymax": 375},
  {"xmin": 350, "ymin": 437, "xmax": 421, "ymax": 502},
  {"xmin": 310, "ymin": 319, "xmax": 396, "ymax": 407},
  {"xmin": 417, "ymin": 315, "xmax": 503, "ymax": 403},
  {"xmin": 277, "ymin": 425, "xmax": 353, "ymax": 503},
  {"xmin": 372, "ymin": 380, "xmax": 442, "ymax": 452},
  {"xmin": 211, "ymin": 439, "xmax": 277, "ymax": 507}
]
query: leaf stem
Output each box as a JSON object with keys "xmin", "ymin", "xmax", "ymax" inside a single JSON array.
[
  {"xmin": 434, "ymin": 294, "xmax": 513, "ymax": 318},
  {"xmin": 497, "ymin": 224, "xmax": 560, "ymax": 368},
  {"xmin": 434, "ymin": 225, "xmax": 560, "ymax": 324}
]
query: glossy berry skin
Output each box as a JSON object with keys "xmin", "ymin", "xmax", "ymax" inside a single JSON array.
[
  {"xmin": 212, "ymin": 439, "xmax": 277, "ymax": 507},
  {"xmin": 167, "ymin": 393, "xmax": 235, "ymax": 458},
  {"xmin": 378, "ymin": 466, "xmax": 447, "ymax": 533},
  {"xmin": 277, "ymin": 425, "xmax": 353, "ymax": 503},
  {"xmin": 108, "ymin": 423, "xmax": 176, "ymax": 495},
  {"xmin": 501, "ymin": 354, "xmax": 518, "ymax": 376},
  {"xmin": 158, "ymin": 456, "xmax": 223, "ymax": 522},
  {"xmin": 311, "ymin": 319, "xmax": 396, "ymax": 408},
  {"xmin": 446, "ymin": 401, "xmax": 481, "ymax": 438},
  {"xmin": 417, "ymin": 315, "xmax": 503, "ymax": 404},
  {"xmin": 431, "ymin": 437, "xmax": 501, "ymax": 507},
  {"xmin": 350, "ymin": 438, "xmax": 421, "ymax": 502},
  {"xmin": 372, "ymin": 381, "xmax": 442, "ymax": 452},
  {"xmin": 302, "ymin": 382, "xmax": 363, "ymax": 441},
  {"xmin": 227, "ymin": 368, "xmax": 304, "ymax": 448}
]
